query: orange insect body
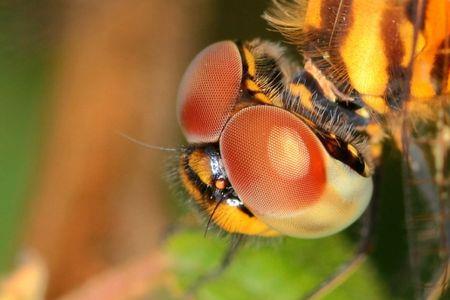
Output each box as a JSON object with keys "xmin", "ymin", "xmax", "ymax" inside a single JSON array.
[{"xmin": 177, "ymin": 0, "xmax": 449, "ymax": 239}]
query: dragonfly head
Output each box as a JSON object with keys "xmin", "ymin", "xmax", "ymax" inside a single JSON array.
[{"xmin": 177, "ymin": 41, "xmax": 373, "ymax": 238}]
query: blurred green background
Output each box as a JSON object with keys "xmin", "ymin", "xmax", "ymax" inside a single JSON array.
[
  {"xmin": 0, "ymin": 1, "xmax": 51, "ymax": 270},
  {"xmin": 0, "ymin": 1, "xmax": 414, "ymax": 299}
]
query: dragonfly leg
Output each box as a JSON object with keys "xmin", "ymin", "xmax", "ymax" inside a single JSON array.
[{"xmin": 182, "ymin": 234, "xmax": 245, "ymax": 299}]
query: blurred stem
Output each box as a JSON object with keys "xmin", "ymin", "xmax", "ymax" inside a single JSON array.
[
  {"xmin": 22, "ymin": 1, "xmax": 212, "ymax": 298},
  {"xmin": 58, "ymin": 250, "xmax": 169, "ymax": 300}
]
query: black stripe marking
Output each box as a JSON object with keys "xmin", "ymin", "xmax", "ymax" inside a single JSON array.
[
  {"xmin": 431, "ymin": 35, "xmax": 450, "ymax": 95},
  {"xmin": 382, "ymin": 6, "xmax": 410, "ymax": 110},
  {"xmin": 405, "ymin": 0, "xmax": 428, "ymax": 31},
  {"xmin": 303, "ymin": 0, "xmax": 355, "ymax": 95}
]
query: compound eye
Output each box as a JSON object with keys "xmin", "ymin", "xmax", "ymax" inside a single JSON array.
[
  {"xmin": 177, "ymin": 41, "xmax": 243, "ymax": 144},
  {"xmin": 220, "ymin": 106, "xmax": 326, "ymax": 213},
  {"xmin": 220, "ymin": 106, "xmax": 372, "ymax": 238}
]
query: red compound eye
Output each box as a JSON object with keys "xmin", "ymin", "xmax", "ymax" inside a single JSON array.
[
  {"xmin": 220, "ymin": 106, "xmax": 326, "ymax": 215},
  {"xmin": 220, "ymin": 106, "xmax": 373, "ymax": 238},
  {"xmin": 177, "ymin": 41, "xmax": 243, "ymax": 143}
]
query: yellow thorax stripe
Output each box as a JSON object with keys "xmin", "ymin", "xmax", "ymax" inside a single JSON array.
[{"xmin": 267, "ymin": 0, "xmax": 450, "ymax": 112}]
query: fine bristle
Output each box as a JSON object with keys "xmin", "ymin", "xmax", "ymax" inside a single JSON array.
[{"xmin": 246, "ymin": 39, "xmax": 298, "ymax": 105}]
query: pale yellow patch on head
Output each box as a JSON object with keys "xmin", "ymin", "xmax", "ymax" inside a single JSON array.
[
  {"xmin": 189, "ymin": 151, "xmax": 213, "ymax": 185},
  {"xmin": 210, "ymin": 204, "xmax": 280, "ymax": 237}
]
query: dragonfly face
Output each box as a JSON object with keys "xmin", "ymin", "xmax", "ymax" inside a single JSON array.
[
  {"xmin": 177, "ymin": 40, "xmax": 373, "ymax": 238},
  {"xmin": 175, "ymin": 0, "xmax": 449, "ymax": 297}
]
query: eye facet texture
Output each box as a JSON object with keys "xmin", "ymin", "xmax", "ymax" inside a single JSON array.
[
  {"xmin": 220, "ymin": 106, "xmax": 372, "ymax": 238},
  {"xmin": 177, "ymin": 41, "xmax": 243, "ymax": 143},
  {"xmin": 220, "ymin": 106, "xmax": 326, "ymax": 212}
]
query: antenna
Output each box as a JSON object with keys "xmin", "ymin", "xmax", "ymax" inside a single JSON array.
[{"xmin": 117, "ymin": 131, "xmax": 178, "ymax": 152}]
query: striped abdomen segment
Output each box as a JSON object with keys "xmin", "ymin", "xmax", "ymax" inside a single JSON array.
[{"xmin": 265, "ymin": 0, "xmax": 450, "ymax": 114}]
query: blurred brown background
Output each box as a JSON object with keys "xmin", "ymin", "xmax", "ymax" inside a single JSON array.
[{"xmin": 0, "ymin": 0, "xmax": 274, "ymax": 298}]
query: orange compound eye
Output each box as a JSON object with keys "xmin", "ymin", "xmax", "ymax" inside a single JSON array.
[
  {"xmin": 220, "ymin": 106, "xmax": 326, "ymax": 212},
  {"xmin": 220, "ymin": 106, "xmax": 373, "ymax": 238},
  {"xmin": 220, "ymin": 106, "xmax": 326, "ymax": 215},
  {"xmin": 177, "ymin": 41, "xmax": 243, "ymax": 144}
]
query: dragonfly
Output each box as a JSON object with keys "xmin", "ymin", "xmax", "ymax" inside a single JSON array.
[{"xmin": 175, "ymin": 0, "xmax": 449, "ymax": 298}]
